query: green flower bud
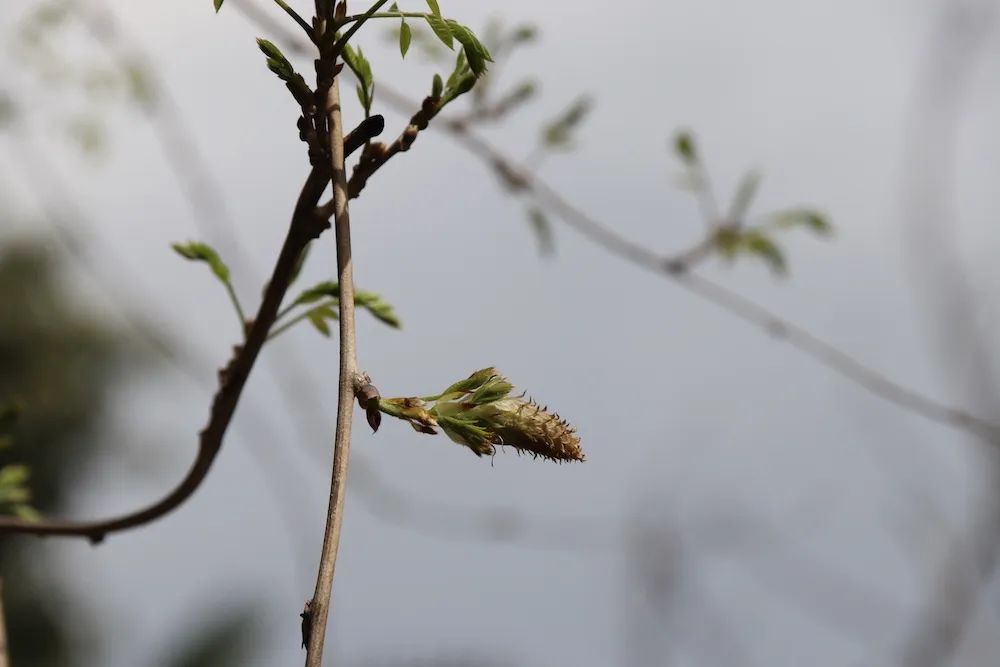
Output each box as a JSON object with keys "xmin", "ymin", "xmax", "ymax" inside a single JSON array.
[
  {"xmin": 470, "ymin": 397, "xmax": 582, "ymax": 462},
  {"xmin": 377, "ymin": 369, "xmax": 583, "ymax": 463}
]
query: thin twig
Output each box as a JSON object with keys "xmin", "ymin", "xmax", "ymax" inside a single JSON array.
[
  {"xmin": 268, "ymin": 303, "xmax": 327, "ymax": 341},
  {"xmin": 303, "ymin": 63, "xmax": 358, "ymax": 667},
  {"xmin": 0, "ymin": 166, "xmax": 331, "ymax": 541},
  {"xmin": 272, "ymin": 0, "xmax": 316, "ymax": 40},
  {"xmin": 316, "ymin": 96, "xmax": 440, "ymax": 214},
  {"xmin": 224, "ymin": 280, "xmax": 248, "ymax": 333},
  {"xmin": 329, "ymin": 0, "xmax": 391, "ymax": 56},
  {"xmin": 235, "ymin": 0, "xmax": 313, "ymax": 55}
]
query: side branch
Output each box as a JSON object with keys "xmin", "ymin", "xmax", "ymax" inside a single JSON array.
[
  {"xmin": 347, "ymin": 96, "xmax": 440, "ymax": 201},
  {"xmin": 311, "ymin": 96, "xmax": 440, "ymax": 221},
  {"xmin": 0, "ymin": 166, "xmax": 332, "ymax": 542}
]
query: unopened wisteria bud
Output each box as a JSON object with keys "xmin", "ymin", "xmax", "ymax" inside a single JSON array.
[
  {"xmin": 373, "ymin": 368, "xmax": 583, "ymax": 463},
  {"xmin": 475, "ymin": 397, "xmax": 582, "ymax": 462}
]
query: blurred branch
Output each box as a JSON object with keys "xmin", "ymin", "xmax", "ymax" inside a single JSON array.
[
  {"xmin": 624, "ymin": 516, "xmax": 755, "ymax": 666},
  {"xmin": 896, "ymin": 2, "xmax": 1000, "ymax": 665},
  {"xmin": 0, "ymin": 164, "xmax": 333, "ymax": 541},
  {"xmin": 446, "ymin": 131, "xmax": 1000, "ymax": 443},
  {"xmin": 232, "ymin": 0, "xmax": 1000, "ymax": 448}
]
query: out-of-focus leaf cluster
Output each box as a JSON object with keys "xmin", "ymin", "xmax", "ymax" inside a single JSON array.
[
  {"xmin": 672, "ymin": 130, "xmax": 832, "ymax": 275},
  {"xmin": 0, "ymin": 403, "xmax": 38, "ymax": 520}
]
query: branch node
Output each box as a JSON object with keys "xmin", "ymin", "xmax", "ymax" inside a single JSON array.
[{"xmin": 355, "ymin": 374, "xmax": 382, "ymax": 433}]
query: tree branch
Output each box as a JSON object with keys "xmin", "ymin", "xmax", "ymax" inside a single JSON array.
[
  {"xmin": 0, "ymin": 166, "xmax": 331, "ymax": 542},
  {"xmin": 346, "ymin": 96, "xmax": 440, "ymax": 200},
  {"xmin": 303, "ymin": 59, "xmax": 359, "ymax": 667}
]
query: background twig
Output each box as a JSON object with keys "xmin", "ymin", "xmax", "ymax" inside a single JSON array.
[{"xmin": 895, "ymin": 2, "xmax": 1000, "ymax": 664}]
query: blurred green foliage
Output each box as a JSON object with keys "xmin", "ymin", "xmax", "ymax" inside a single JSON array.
[
  {"xmin": 0, "ymin": 240, "xmax": 121, "ymax": 665},
  {"xmin": 0, "ymin": 239, "xmax": 265, "ymax": 666}
]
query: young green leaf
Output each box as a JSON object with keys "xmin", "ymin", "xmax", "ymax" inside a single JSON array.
[
  {"xmin": 773, "ymin": 209, "xmax": 832, "ymax": 235},
  {"xmin": 510, "ymin": 25, "xmax": 538, "ymax": 45},
  {"xmin": 171, "ymin": 241, "xmax": 231, "ymax": 283},
  {"xmin": 431, "ymin": 73, "xmax": 443, "ymax": 98},
  {"xmin": 257, "ymin": 38, "xmax": 297, "ymax": 81},
  {"xmin": 399, "ymin": 20, "xmax": 412, "ymax": 57},
  {"xmin": 445, "ymin": 49, "xmax": 468, "ymax": 90},
  {"xmin": 342, "ymin": 43, "xmax": 374, "ymax": 111},
  {"xmin": 424, "ymin": 13, "xmax": 454, "ymax": 49},
  {"xmin": 445, "ymin": 21, "xmax": 492, "ymax": 76},
  {"xmin": 286, "ymin": 282, "xmax": 400, "ymax": 330},
  {"xmin": 214, "ymin": 0, "xmax": 224, "ymax": 12},
  {"xmin": 441, "ymin": 73, "xmax": 476, "ymax": 106},
  {"xmin": 354, "ymin": 290, "xmax": 402, "ymax": 328},
  {"xmin": 257, "ymin": 38, "xmax": 286, "ymax": 64},
  {"xmin": 307, "ymin": 308, "xmax": 333, "ymax": 337},
  {"xmin": 541, "ymin": 96, "xmax": 593, "ymax": 149},
  {"xmin": 0, "ymin": 462, "xmax": 37, "ymax": 518},
  {"xmin": 674, "ymin": 131, "xmax": 697, "ymax": 164},
  {"xmin": 425, "ymin": 0, "xmax": 442, "ymax": 16},
  {"xmin": 743, "ymin": 231, "xmax": 787, "ymax": 275},
  {"xmin": 304, "ymin": 304, "xmax": 340, "ymax": 338},
  {"xmin": 727, "ymin": 170, "xmax": 762, "ymax": 222},
  {"xmin": 341, "ymin": 43, "xmax": 364, "ymax": 83},
  {"xmin": 293, "ymin": 280, "xmax": 341, "ymax": 305}
]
